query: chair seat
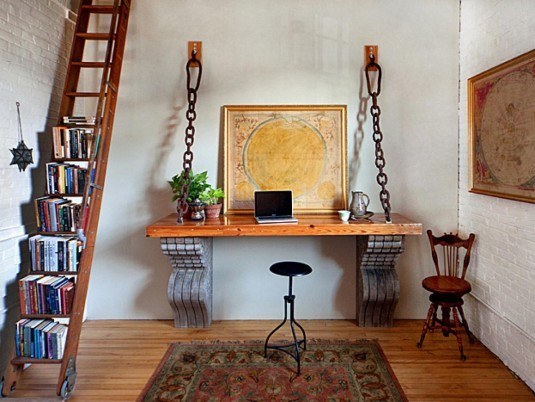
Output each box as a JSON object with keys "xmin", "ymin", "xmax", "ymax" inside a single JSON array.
[{"xmin": 422, "ymin": 275, "xmax": 471, "ymax": 297}]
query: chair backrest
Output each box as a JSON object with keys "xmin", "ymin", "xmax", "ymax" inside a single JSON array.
[{"xmin": 427, "ymin": 230, "xmax": 476, "ymax": 279}]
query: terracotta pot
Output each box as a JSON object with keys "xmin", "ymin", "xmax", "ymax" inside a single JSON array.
[{"xmin": 204, "ymin": 203, "xmax": 222, "ymax": 219}]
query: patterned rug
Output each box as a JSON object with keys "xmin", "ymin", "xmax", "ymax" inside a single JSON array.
[{"xmin": 137, "ymin": 339, "xmax": 407, "ymax": 401}]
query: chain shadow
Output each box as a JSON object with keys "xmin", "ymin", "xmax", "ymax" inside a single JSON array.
[{"xmin": 350, "ymin": 68, "xmax": 371, "ymax": 190}]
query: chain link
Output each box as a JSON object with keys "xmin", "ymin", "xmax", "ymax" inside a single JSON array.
[
  {"xmin": 177, "ymin": 52, "xmax": 202, "ymax": 223},
  {"xmin": 365, "ymin": 57, "xmax": 392, "ymax": 223}
]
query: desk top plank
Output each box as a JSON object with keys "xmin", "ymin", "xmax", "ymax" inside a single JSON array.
[{"xmin": 146, "ymin": 213, "xmax": 422, "ymax": 238}]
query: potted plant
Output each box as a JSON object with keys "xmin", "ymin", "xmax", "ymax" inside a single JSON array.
[
  {"xmin": 200, "ymin": 186, "xmax": 225, "ymax": 219},
  {"xmin": 168, "ymin": 171, "xmax": 210, "ymax": 218}
]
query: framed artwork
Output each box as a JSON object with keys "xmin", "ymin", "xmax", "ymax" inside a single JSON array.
[
  {"xmin": 223, "ymin": 105, "xmax": 347, "ymax": 214},
  {"xmin": 468, "ymin": 49, "xmax": 535, "ymax": 203}
]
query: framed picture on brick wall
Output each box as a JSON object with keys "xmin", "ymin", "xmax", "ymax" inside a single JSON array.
[{"xmin": 468, "ymin": 49, "xmax": 535, "ymax": 203}]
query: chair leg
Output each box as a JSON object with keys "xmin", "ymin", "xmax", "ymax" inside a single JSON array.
[
  {"xmin": 458, "ymin": 305, "xmax": 476, "ymax": 344},
  {"xmin": 417, "ymin": 303, "xmax": 436, "ymax": 348},
  {"xmin": 430, "ymin": 305, "xmax": 438, "ymax": 332},
  {"xmin": 452, "ymin": 307, "xmax": 466, "ymax": 361},
  {"xmin": 440, "ymin": 306, "xmax": 452, "ymax": 336}
]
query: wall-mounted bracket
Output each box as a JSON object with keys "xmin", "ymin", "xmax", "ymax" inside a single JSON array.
[
  {"xmin": 364, "ymin": 45, "xmax": 378, "ymax": 71},
  {"xmin": 188, "ymin": 41, "xmax": 202, "ymax": 67}
]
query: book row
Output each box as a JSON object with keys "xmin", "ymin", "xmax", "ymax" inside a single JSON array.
[
  {"xmin": 52, "ymin": 126, "xmax": 94, "ymax": 159},
  {"xmin": 35, "ymin": 196, "xmax": 81, "ymax": 233},
  {"xmin": 46, "ymin": 162, "xmax": 87, "ymax": 195},
  {"xmin": 29, "ymin": 235, "xmax": 81, "ymax": 272},
  {"xmin": 15, "ymin": 319, "xmax": 68, "ymax": 359},
  {"xmin": 19, "ymin": 275, "xmax": 75, "ymax": 315}
]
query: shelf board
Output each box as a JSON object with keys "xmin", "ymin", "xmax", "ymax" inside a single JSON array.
[
  {"xmin": 45, "ymin": 193, "xmax": 84, "ymax": 197},
  {"xmin": 20, "ymin": 314, "xmax": 71, "ymax": 319},
  {"xmin": 11, "ymin": 357, "xmax": 62, "ymax": 365},
  {"xmin": 37, "ymin": 231, "xmax": 77, "ymax": 236},
  {"xmin": 28, "ymin": 271, "xmax": 78, "ymax": 276},
  {"xmin": 52, "ymin": 158, "xmax": 91, "ymax": 162}
]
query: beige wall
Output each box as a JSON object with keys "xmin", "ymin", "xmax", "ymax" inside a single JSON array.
[
  {"xmin": 459, "ymin": 0, "xmax": 535, "ymax": 390},
  {"xmin": 88, "ymin": 0, "xmax": 460, "ymax": 320}
]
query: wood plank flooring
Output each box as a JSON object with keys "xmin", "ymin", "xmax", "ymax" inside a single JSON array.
[{"xmin": 7, "ymin": 319, "xmax": 534, "ymax": 401}]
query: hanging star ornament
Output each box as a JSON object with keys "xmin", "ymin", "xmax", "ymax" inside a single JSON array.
[
  {"xmin": 10, "ymin": 140, "xmax": 33, "ymax": 172},
  {"xmin": 10, "ymin": 101, "xmax": 33, "ymax": 172}
]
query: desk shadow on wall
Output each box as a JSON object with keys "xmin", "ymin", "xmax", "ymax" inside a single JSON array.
[
  {"xmin": 130, "ymin": 90, "xmax": 186, "ymax": 318},
  {"xmin": 319, "ymin": 236, "xmax": 357, "ymax": 319}
]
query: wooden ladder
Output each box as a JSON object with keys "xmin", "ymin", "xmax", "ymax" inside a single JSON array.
[{"xmin": 1, "ymin": 0, "xmax": 131, "ymax": 398}]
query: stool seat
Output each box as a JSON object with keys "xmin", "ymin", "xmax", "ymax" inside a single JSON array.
[{"xmin": 270, "ymin": 261, "xmax": 312, "ymax": 277}]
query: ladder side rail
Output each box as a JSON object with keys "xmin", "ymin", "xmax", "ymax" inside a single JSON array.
[
  {"xmin": 79, "ymin": 0, "xmax": 121, "ymax": 232},
  {"xmin": 56, "ymin": 2, "xmax": 132, "ymax": 396}
]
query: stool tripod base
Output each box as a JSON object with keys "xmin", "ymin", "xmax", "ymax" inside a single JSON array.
[
  {"xmin": 264, "ymin": 298, "xmax": 307, "ymax": 375},
  {"xmin": 264, "ymin": 339, "xmax": 306, "ymax": 375}
]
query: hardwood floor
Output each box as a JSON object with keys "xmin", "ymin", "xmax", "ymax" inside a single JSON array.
[{"xmin": 7, "ymin": 319, "xmax": 534, "ymax": 401}]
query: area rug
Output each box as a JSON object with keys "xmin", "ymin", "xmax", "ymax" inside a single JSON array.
[{"xmin": 137, "ymin": 339, "xmax": 407, "ymax": 401}]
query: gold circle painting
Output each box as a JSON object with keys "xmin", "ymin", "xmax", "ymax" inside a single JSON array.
[{"xmin": 243, "ymin": 117, "xmax": 326, "ymax": 198}]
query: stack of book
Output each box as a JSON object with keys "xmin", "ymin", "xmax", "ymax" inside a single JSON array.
[
  {"xmin": 35, "ymin": 197, "xmax": 81, "ymax": 232},
  {"xmin": 52, "ymin": 126, "xmax": 94, "ymax": 159},
  {"xmin": 18, "ymin": 275, "xmax": 76, "ymax": 315},
  {"xmin": 29, "ymin": 235, "xmax": 81, "ymax": 272},
  {"xmin": 15, "ymin": 319, "xmax": 68, "ymax": 359},
  {"xmin": 62, "ymin": 116, "xmax": 96, "ymax": 125},
  {"xmin": 46, "ymin": 163, "xmax": 87, "ymax": 195}
]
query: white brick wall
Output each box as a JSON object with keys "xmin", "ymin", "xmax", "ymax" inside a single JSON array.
[
  {"xmin": 0, "ymin": 0, "xmax": 72, "ymax": 373},
  {"xmin": 459, "ymin": 0, "xmax": 535, "ymax": 391}
]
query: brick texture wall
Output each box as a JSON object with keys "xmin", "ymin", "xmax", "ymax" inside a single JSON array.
[
  {"xmin": 459, "ymin": 0, "xmax": 535, "ymax": 391},
  {"xmin": 0, "ymin": 0, "xmax": 73, "ymax": 373}
]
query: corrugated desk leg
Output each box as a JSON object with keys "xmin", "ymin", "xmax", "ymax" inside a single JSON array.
[
  {"xmin": 356, "ymin": 235, "xmax": 405, "ymax": 327},
  {"xmin": 160, "ymin": 237, "xmax": 213, "ymax": 327}
]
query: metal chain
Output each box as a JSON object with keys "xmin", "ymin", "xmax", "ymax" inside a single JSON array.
[
  {"xmin": 365, "ymin": 55, "xmax": 392, "ymax": 223},
  {"xmin": 177, "ymin": 51, "xmax": 202, "ymax": 223}
]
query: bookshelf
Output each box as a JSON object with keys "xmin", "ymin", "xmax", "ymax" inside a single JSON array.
[{"xmin": 1, "ymin": 0, "xmax": 132, "ymax": 399}]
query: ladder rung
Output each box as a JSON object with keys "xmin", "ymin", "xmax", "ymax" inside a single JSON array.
[
  {"xmin": 12, "ymin": 357, "xmax": 62, "ymax": 365},
  {"xmin": 75, "ymin": 33, "xmax": 113, "ymax": 40},
  {"xmin": 71, "ymin": 61, "xmax": 106, "ymax": 68},
  {"xmin": 65, "ymin": 92, "xmax": 102, "ymax": 98},
  {"xmin": 81, "ymin": 5, "xmax": 114, "ymax": 14}
]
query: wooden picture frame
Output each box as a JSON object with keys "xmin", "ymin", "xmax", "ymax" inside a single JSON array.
[
  {"xmin": 223, "ymin": 105, "xmax": 347, "ymax": 214},
  {"xmin": 468, "ymin": 49, "xmax": 535, "ymax": 203}
]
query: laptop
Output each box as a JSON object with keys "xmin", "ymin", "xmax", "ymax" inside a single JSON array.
[{"xmin": 254, "ymin": 190, "xmax": 298, "ymax": 224}]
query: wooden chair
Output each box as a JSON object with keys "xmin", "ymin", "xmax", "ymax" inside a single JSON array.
[{"xmin": 417, "ymin": 230, "xmax": 476, "ymax": 360}]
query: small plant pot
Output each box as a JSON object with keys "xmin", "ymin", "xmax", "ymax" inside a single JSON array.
[{"xmin": 204, "ymin": 203, "xmax": 222, "ymax": 219}]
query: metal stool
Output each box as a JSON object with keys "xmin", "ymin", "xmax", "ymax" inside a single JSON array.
[{"xmin": 264, "ymin": 261, "xmax": 312, "ymax": 375}]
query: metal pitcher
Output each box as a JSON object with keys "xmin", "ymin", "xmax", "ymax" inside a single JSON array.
[{"xmin": 350, "ymin": 191, "xmax": 370, "ymax": 217}]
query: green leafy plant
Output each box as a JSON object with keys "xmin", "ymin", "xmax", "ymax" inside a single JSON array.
[
  {"xmin": 168, "ymin": 170, "xmax": 210, "ymax": 202},
  {"xmin": 199, "ymin": 186, "xmax": 225, "ymax": 205}
]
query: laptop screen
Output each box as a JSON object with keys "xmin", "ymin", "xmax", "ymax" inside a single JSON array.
[{"xmin": 254, "ymin": 190, "xmax": 293, "ymax": 218}]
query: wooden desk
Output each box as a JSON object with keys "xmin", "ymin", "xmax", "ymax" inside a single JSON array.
[{"xmin": 146, "ymin": 213, "xmax": 422, "ymax": 328}]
